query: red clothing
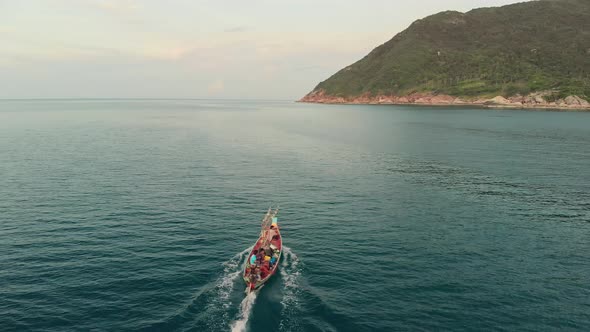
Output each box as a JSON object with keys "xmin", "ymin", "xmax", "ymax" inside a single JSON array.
[{"xmin": 260, "ymin": 263, "xmax": 270, "ymax": 278}]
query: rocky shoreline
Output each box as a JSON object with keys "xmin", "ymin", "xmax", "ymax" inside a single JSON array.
[{"xmin": 299, "ymin": 90, "xmax": 590, "ymax": 111}]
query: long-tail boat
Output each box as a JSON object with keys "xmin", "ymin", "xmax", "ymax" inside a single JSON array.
[{"xmin": 243, "ymin": 208, "xmax": 282, "ymax": 292}]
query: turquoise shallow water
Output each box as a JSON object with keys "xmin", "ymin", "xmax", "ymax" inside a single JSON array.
[{"xmin": 1, "ymin": 100, "xmax": 589, "ymax": 331}]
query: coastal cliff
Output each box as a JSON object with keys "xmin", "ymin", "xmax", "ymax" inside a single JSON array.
[
  {"xmin": 300, "ymin": 90, "xmax": 590, "ymax": 110},
  {"xmin": 301, "ymin": 0, "xmax": 590, "ymax": 110}
]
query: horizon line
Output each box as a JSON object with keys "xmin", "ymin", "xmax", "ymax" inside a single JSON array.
[{"xmin": 0, "ymin": 97, "xmax": 295, "ymax": 102}]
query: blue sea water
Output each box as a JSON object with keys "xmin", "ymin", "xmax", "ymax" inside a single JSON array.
[{"xmin": 1, "ymin": 100, "xmax": 589, "ymax": 332}]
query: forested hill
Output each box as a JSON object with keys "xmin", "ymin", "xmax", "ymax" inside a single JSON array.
[{"xmin": 302, "ymin": 0, "xmax": 590, "ymax": 105}]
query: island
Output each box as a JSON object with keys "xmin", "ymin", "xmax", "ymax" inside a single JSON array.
[{"xmin": 300, "ymin": 0, "xmax": 590, "ymax": 110}]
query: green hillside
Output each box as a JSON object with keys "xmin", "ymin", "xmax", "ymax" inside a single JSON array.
[{"xmin": 308, "ymin": 0, "xmax": 590, "ymax": 101}]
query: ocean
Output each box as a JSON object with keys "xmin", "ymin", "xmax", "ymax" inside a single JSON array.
[{"xmin": 1, "ymin": 100, "xmax": 589, "ymax": 331}]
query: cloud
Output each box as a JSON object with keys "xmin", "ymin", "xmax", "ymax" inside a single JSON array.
[
  {"xmin": 296, "ymin": 64, "xmax": 325, "ymax": 71},
  {"xmin": 207, "ymin": 79, "xmax": 225, "ymax": 95},
  {"xmin": 223, "ymin": 26, "xmax": 250, "ymax": 33},
  {"xmin": 82, "ymin": 0, "xmax": 140, "ymax": 14},
  {"xmin": 143, "ymin": 45, "xmax": 195, "ymax": 61},
  {"xmin": 0, "ymin": 26, "xmax": 14, "ymax": 34},
  {"xmin": 261, "ymin": 64, "xmax": 279, "ymax": 78}
]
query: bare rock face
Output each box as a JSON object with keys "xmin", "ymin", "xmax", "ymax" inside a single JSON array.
[
  {"xmin": 299, "ymin": 89, "xmax": 589, "ymax": 110},
  {"xmin": 299, "ymin": 90, "xmax": 345, "ymax": 103},
  {"xmin": 534, "ymin": 95, "xmax": 546, "ymax": 104},
  {"xmin": 564, "ymin": 96, "xmax": 578, "ymax": 105},
  {"xmin": 564, "ymin": 95, "xmax": 590, "ymax": 106},
  {"xmin": 488, "ymin": 96, "xmax": 510, "ymax": 105},
  {"xmin": 522, "ymin": 92, "xmax": 547, "ymax": 104},
  {"xmin": 508, "ymin": 95, "xmax": 524, "ymax": 104},
  {"xmin": 432, "ymin": 95, "xmax": 455, "ymax": 104}
]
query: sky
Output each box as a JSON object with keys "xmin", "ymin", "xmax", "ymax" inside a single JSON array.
[{"xmin": 0, "ymin": 0, "xmax": 524, "ymax": 100}]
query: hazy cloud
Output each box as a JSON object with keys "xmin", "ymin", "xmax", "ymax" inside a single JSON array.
[
  {"xmin": 207, "ymin": 79, "xmax": 225, "ymax": 95},
  {"xmin": 296, "ymin": 64, "xmax": 326, "ymax": 71},
  {"xmin": 224, "ymin": 26, "xmax": 250, "ymax": 33},
  {"xmin": 82, "ymin": 0, "xmax": 141, "ymax": 14},
  {"xmin": 0, "ymin": 26, "xmax": 14, "ymax": 34}
]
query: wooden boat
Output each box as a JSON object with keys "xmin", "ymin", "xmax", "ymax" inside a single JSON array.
[{"xmin": 243, "ymin": 208, "xmax": 282, "ymax": 292}]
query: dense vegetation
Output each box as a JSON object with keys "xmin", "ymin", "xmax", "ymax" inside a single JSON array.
[{"xmin": 312, "ymin": 0, "xmax": 590, "ymax": 99}]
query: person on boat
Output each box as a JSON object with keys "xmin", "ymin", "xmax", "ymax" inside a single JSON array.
[
  {"xmin": 270, "ymin": 255, "xmax": 277, "ymax": 267},
  {"xmin": 249, "ymin": 250, "xmax": 258, "ymax": 266},
  {"xmin": 267, "ymin": 226, "xmax": 278, "ymax": 243},
  {"xmin": 256, "ymin": 250, "xmax": 264, "ymax": 263},
  {"xmin": 249, "ymin": 273, "xmax": 257, "ymax": 287},
  {"xmin": 260, "ymin": 262, "xmax": 269, "ymax": 279}
]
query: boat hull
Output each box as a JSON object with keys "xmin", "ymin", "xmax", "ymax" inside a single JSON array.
[{"xmin": 243, "ymin": 224, "xmax": 282, "ymax": 290}]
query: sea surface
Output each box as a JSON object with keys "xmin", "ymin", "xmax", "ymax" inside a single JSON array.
[{"xmin": 1, "ymin": 100, "xmax": 589, "ymax": 332}]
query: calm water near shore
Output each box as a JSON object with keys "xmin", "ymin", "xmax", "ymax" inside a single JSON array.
[{"xmin": 1, "ymin": 100, "xmax": 589, "ymax": 331}]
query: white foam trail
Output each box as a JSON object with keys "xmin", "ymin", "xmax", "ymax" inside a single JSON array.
[
  {"xmin": 280, "ymin": 246, "xmax": 301, "ymax": 299},
  {"xmin": 205, "ymin": 246, "xmax": 252, "ymax": 327},
  {"xmin": 279, "ymin": 246, "xmax": 302, "ymax": 331},
  {"xmin": 217, "ymin": 246, "xmax": 252, "ymax": 305},
  {"xmin": 230, "ymin": 290, "xmax": 258, "ymax": 332}
]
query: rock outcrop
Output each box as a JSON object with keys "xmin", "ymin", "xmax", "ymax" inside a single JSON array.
[
  {"xmin": 299, "ymin": 90, "xmax": 590, "ymax": 110},
  {"xmin": 564, "ymin": 95, "xmax": 590, "ymax": 106}
]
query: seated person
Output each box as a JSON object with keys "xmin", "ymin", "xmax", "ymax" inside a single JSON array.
[
  {"xmin": 264, "ymin": 246, "xmax": 273, "ymax": 256},
  {"xmin": 260, "ymin": 262, "xmax": 270, "ymax": 278},
  {"xmin": 249, "ymin": 250, "xmax": 258, "ymax": 266},
  {"xmin": 270, "ymin": 255, "xmax": 277, "ymax": 267},
  {"xmin": 256, "ymin": 250, "xmax": 264, "ymax": 263}
]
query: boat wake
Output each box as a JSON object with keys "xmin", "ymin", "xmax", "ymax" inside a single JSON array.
[
  {"xmin": 197, "ymin": 245, "xmax": 302, "ymax": 332},
  {"xmin": 230, "ymin": 290, "xmax": 258, "ymax": 332},
  {"xmin": 279, "ymin": 246, "xmax": 303, "ymax": 331},
  {"xmin": 217, "ymin": 247, "xmax": 252, "ymax": 303},
  {"xmin": 204, "ymin": 246, "xmax": 252, "ymax": 329},
  {"xmin": 229, "ymin": 246, "xmax": 302, "ymax": 332}
]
